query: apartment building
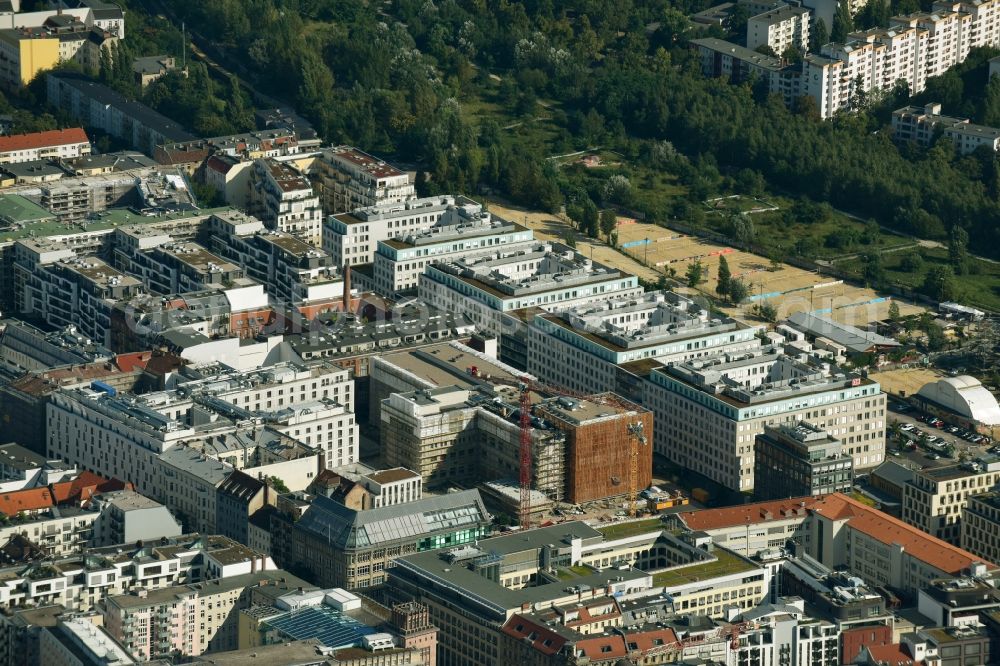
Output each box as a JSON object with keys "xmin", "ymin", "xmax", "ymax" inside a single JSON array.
[
  {"xmin": 323, "ymin": 195, "xmax": 460, "ymax": 266},
  {"xmin": 0, "ymin": 17, "xmax": 116, "ymax": 88},
  {"xmin": 12, "ymin": 242, "xmax": 142, "ymax": 347},
  {"xmin": 419, "ymin": 241, "xmax": 642, "ymax": 335},
  {"xmin": 112, "ymin": 228, "xmax": 245, "ymax": 295},
  {"xmin": 155, "ymin": 128, "xmax": 304, "ymax": 170},
  {"xmin": 248, "ymin": 158, "xmax": 323, "ymax": 244},
  {"xmin": 893, "ymin": 102, "xmax": 1000, "ymax": 153},
  {"xmin": 747, "ymin": 5, "xmax": 810, "ymax": 55},
  {"xmin": 644, "ymin": 344, "xmax": 885, "ymax": 491},
  {"xmin": 387, "ymin": 520, "xmax": 769, "ymax": 666},
  {"xmin": 373, "ymin": 203, "xmax": 533, "ymax": 295},
  {"xmin": 279, "ymin": 489, "xmax": 491, "ymax": 590},
  {"xmin": 48, "ymin": 74, "xmax": 195, "ymax": 156},
  {"xmin": 311, "ymin": 145, "xmax": 414, "ymax": 214},
  {"xmin": 0, "ymin": 128, "xmax": 90, "ymax": 164},
  {"xmin": 0, "ymin": 319, "xmax": 112, "ymax": 374},
  {"xmin": 902, "ymin": 456, "xmax": 1000, "ymax": 545},
  {"xmin": 754, "ymin": 422, "xmax": 854, "ymax": 500},
  {"xmin": 37, "ymin": 617, "xmax": 135, "ymax": 666},
  {"xmin": 47, "ymin": 363, "xmax": 355, "ymax": 511},
  {"xmin": 697, "ymin": 0, "xmax": 1000, "ymax": 119},
  {"xmin": 102, "ymin": 569, "xmax": 306, "ymax": 660},
  {"xmin": 88, "ymin": 489, "xmax": 183, "ymax": 547},
  {"xmin": 0, "ymin": 534, "xmax": 276, "ymax": 612},
  {"xmin": 519, "ymin": 290, "xmax": 759, "ymax": 401},
  {"xmin": 208, "ymin": 210, "xmax": 344, "ymax": 309},
  {"xmin": 961, "ymin": 491, "xmax": 1000, "ymax": 564}
]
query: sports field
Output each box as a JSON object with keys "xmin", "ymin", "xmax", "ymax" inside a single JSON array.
[{"xmin": 614, "ymin": 220, "xmax": 924, "ymax": 326}]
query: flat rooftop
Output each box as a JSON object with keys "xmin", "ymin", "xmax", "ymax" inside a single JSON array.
[
  {"xmin": 651, "ymin": 547, "xmax": 759, "ymax": 587},
  {"xmin": 378, "ymin": 340, "xmax": 525, "ymax": 389}
]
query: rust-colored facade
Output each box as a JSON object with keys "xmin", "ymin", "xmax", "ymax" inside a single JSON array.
[{"xmin": 540, "ymin": 398, "xmax": 653, "ymax": 504}]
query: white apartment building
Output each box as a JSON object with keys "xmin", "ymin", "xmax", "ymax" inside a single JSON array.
[
  {"xmin": 902, "ymin": 456, "xmax": 1000, "ymax": 545},
  {"xmin": 0, "ymin": 535, "xmax": 275, "ymax": 612},
  {"xmin": 323, "ymin": 195, "xmax": 462, "ymax": 266},
  {"xmin": 248, "ymin": 158, "xmax": 323, "ymax": 245},
  {"xmin": 12, "ymin": 239, "xmax": 143, "ymax": 348},
  {"xmin": 0, "ymin": 128, "xmax": 90, "ymax": 164},
  {"xmin": 311, "ymin": 145, "xmax": 414, "ymax": 214},
  {"xmin": 418, "ymin": 241, "xmax": 643, "ymax": 335},
  {"xmin": 892, "ymin": 100, "xmax": 1000, "ymax": 154},
  {"xmin": 111, "ymin": 227, "xmax": 245, "ymax": 295},
  {"xmin": 522, "ymin": 291, "xmax": 760, "ymax": 400},
  {"xmin": 208, "ymin": 210, "xmax": 344, "ymax": 306},
  {"xmin": 373, "ymin": 203, "xmax": 533, "ymax": 294},
  {"xmin": 747, "ymin": 6, "xmax": 810, "ymax": 55},
  {"xmin": 643, "ymin": 345, "xmax": 886, "ymax": 491},
  {"xmin": 701, "ymin": 0, "xmax": 1000, "ymax": 119},
  {"xmin": 47, "ymin": 363, "xmax": 357, "ymax": 501}
]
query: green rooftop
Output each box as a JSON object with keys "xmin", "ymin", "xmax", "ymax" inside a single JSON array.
[
  {"xmin": 0, "ymin": 202, "xmax": 233, "ymax": 244},
  {"xmin": 652, "ymin": 547, "xmax": 759, "ymax": 588},
  {"xmin": 596, "ymin": 518, "xmax": 666, "ymax": 540},
  {"xmin": 0, "ymin": 194, "xmax": 54, "ymax": 225},
  {"xmin": 556, "ymin": 564, "xmax": 596, "ymax": 580}
]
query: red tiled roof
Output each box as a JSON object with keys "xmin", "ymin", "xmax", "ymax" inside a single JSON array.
[
  {"xmin": 0, "ymin": 488, "xmax": 54, "ymax": 516},
  {"xmin": 865, "ymin": 643, "xmax": 921, "ymax": 665},
  {"xmin": 623, "ymin": 628, "xmax": 679, "ymax": 654},
  {"xmin": 0, "ymin": 128, "xmax": 88, "ymax": 153},
  {"xmin": 500, "ymin": 616, "xmax": 569, "ymax": 656},
  {"xmin": 811, "ymin": 493, "xmax": 993, "ymax": 574},
  {"xmin": 114, "ymin": 351, "xmax": 153, "ymax": 373},
  {"xmin": 575, "ymin": 635, "xmax": 628, "ymax": 660},
  {"xmin": 678, "ymin": 496, "xmax": 822, "ymax": 531}
]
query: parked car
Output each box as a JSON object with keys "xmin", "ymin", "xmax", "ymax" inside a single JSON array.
[
  {"xmin": 901, "ymin": 423, "xmax": 916, "ymax": 432},
  {"xmin": 925, "ymin": 453, "xmax": 941, "ymax": 460}
]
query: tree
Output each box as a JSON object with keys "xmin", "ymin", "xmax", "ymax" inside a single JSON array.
[
  {"xmin": 581, "ymin": 199, "xmax": 600, "ymax": 238},
  {"xmin": 732, "ymin": 214, "xmax": 755, "ymax": 249},
  {"xmin": 563, "ymin": 232, "xmax": 577, "ymax": 249},
  {"xmin": 768, "ymin": 248, "xmax": 784, "ymax": 272},
  {"xmin": 754, "ymin": 44, "xmax": 777, "ymax": 57},
  {"xmin": 925, "ymin": 322, "xmax": 947, "ymax": 351},
  {"xmin": 810, "ymin": 18, "xmax": 829, "ymax": 51},
  {"xmin": 832, "ymin": 0, "xmax": 854, "ymax": 43},
  {"xmin": 900, "ymin": 252, "xmax": 924, "ymax": 273},
  {"xmin": 888, "ymin": 300, "xmax": 901, "ymax": 324},
  {"xmin": 600, "ymin": 209, "xmax": 617, "ymax": 238},
  {"xmin": 782, "ymin": 45, "xmax": 803, "ymax": 64},
  {"xmin": 922, "ymin": 265, "xmax": 957, "ymax": 301},
  {"xmin": 686, "ymin": 260, "xmax": 706, "ymax": 288},
  {"xmin": 727, "ymin": 278, "xmax": 750, "ymax": 304},
  {"xmin": 948, "ymin": 225, "xmax": 969, "ymax": 273},
  {"xmin": 754, "ymin": 301, "xmax": 778, "ymax": 322},
  {"xmin": 862, "ymin": 253, "xmax": 885, "ymax": 286},
  {"xmin": 716, "ymin": 255, "xmax": 732, "ymax": 296},
  {"xmin": 269, "ymin": 476, "xmax": 290, "ymax": 494}
]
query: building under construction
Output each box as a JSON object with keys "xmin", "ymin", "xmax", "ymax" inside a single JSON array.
[
  {"xmin": 372, "ymin": 340, "xmax": 650, "ymax": 507},
  {"xmin": 538, "ymin": 393, "xmax": 653, "ymax": 504}
]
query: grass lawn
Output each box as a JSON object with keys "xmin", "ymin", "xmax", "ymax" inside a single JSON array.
[
  {"xmin": 835, "ymin": 246, "xmax": 1000, "ymax": 312},
  {"xmin": 556, "ymin": 564, "xmax": 597, "ymax": 580},
  {"xmin": 651, "ymin": 547, "xmax": 758, "ymax": 588},
  {"xmin": 701, "ymin": 195, "xmax": 913, "ymax": 261},
  {"xmin": 596, "ymin": 518, "xmax": 665, "ymax": 540}
]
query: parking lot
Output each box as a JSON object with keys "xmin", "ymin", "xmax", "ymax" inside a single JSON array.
[{"xmin": 886, "ymin": 401, "xmax": 995, "ymax": 469}]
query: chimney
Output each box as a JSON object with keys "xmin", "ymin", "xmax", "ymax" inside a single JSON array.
[{"xmin": 342, "ymin": 262, "xmax": 351, "ymax": 312}]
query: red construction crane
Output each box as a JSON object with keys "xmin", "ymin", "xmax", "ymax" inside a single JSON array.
[{"xmin": 473, "ymin": 369, "xmax": 646, "ymax": 529}]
